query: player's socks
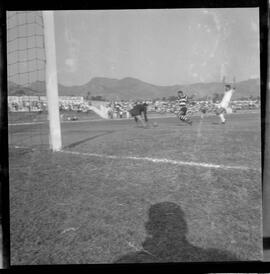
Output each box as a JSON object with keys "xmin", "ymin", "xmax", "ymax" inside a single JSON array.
[
  {"xmin": 140, "ymin": 120, "xmax": 147, "ymax": 128},
  {"xmin": 219, "ymin": 113, "xmax": 226, "ymax": 123},
  {"xmin": 179, "ymin": 115, "xmax": 187, "ymax": 121},
  {"xmin": 179, "ymin": 115, "xmax": 192, "ymax": 125}
]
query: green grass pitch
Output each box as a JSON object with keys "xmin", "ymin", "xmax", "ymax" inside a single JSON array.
[{"xmin": 8, "ymin": 112, "xmax": 262, "ymax": 264}]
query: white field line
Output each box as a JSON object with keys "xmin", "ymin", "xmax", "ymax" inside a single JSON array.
[
  {"xmin": 8, "ymin": 121, "xmax": 45, "ymax": 126},
  {"xmin": 59, "ymin": 150, "xmax": 260, "ymax": 172}
]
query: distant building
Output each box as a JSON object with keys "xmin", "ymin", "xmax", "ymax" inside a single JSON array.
[
  {"xmin": 59, "ymin": 96, "xmax": 84, "ymax": 104},
  {"xmin": 8, "ymin": 95, "xmax": 85, "ymax": 104}
]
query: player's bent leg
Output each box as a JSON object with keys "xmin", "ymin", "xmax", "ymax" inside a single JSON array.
[
  {"xmin": 186, "ymin": 110, "xmax": 193, "ymax": 125},
  {"xmin": 215, "ymin": 107, "xmax": 226, "ymax": 124},
  {"xmin": 177, "ymin": 110, "xmax": 185, "ymax": 120},
  {"xmin": 137, "ymin": 115, "xmax": 146, "ymax": 127},
  {"xmin": 219, "ymin": 113, "xmax": 226, "ymax": 124},
  {"xmin": 178, "ymin": 108, "xmax": 192, "ymax": 125},
  {"xmin": 178, "ymin": 114, "xmax": 192, "ymax": 125}
]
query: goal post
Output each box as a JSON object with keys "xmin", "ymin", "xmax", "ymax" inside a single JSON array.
[{"xmin": 42, "ymin": 11, "xmax": 62, "ymax": 151}]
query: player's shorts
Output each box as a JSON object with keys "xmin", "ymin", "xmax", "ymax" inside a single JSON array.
[
  {"xmin": 129, "ymin": 108, "xmax": 140, "ymax": 117},
  {"xmin": 178, "ymin": 106, "xmax": 187, "ymax": 116},
  {"xmin": 201, "ymin": 108, "xmax": 207, "ymax": 114},
  {"xmin": 215, "ymin": 107, "xmax": 226, "ymax": 115}
]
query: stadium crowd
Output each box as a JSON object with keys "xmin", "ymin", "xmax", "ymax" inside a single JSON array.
[
  {"xmin": 8, "ymin": 95, "xmax": 260, "ymax": 118},
  {"xmin": 104, "ymin": 99, "xmax": 260, "ymax": 118}
]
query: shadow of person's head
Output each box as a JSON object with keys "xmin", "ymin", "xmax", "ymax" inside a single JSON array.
[
  {"xmin": 114, "ymin": 201, "xmax": 240, "ymax": 263},
  {"xmin": 141, "ymin": 201, "xmax": 195, "ymax": 262},
  {"xmin": 144, "ymin": 202, "xmax": 188, "ymax": 243}
]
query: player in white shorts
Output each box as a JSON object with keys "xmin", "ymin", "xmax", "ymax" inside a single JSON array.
[{"xmin": 215, "ymin": 84, "xmax": 235, "ymax": 124}]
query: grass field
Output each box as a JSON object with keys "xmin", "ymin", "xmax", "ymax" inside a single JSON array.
[{"xmin": 8, "ymin": 112, "xmax": 262, "ymax": 264}]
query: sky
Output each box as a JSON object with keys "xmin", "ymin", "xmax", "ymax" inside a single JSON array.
[{"xmin": 7, "ymin": 9, "xmax": 260, "ymax": 87}]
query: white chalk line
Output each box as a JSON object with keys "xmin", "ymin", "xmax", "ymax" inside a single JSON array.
[
  {"xmin": 9, "ymin": 121, "xmax": 45, "ymax": 126},
  {"xmin": 10, "ymin": 146, "xmax": 260, "ymax": 171},
  {"xmin": 59, "ymin": 150, "xmax": 260, "ymax": 172}
]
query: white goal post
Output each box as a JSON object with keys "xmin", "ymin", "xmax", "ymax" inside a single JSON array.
[{"xmin": 42, "ymin": 11, "xmax": 62, "ymax": 151}]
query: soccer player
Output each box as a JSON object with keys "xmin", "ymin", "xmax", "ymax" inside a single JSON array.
[
  {"xmin": 199, "ymin": 102, "xmax": 208, "ymax": 120},
  {"xmin": 215, "ymin": 84, "xmax": 235, "ymax": 124},
  {"xmin": 176, "ymin": 90, "xmax": 192, "ymax": 125},
  {"xmin": 115, "ymin": 102, "xmax": 122, "ymax": 118},
  {"xmin": 129, "ymin": 102, "xmax": 148, "ymax": 127}
]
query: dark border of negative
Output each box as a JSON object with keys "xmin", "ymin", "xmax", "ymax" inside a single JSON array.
[{"xmin": 0, "ymin": 0, "xmax": 269, "ymax": 272}]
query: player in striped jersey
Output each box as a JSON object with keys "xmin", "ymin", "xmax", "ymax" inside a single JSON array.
[{"xmin": 176, "ymin": 90, "xmax": 192, "ymax": 125}]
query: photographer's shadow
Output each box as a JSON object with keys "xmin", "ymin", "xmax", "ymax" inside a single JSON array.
[{"xmin": 114, "ymin": 202, "xmax": 239, "ymax": 263}]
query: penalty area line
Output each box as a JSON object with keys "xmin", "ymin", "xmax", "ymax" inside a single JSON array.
[{"xmin": 59, "ymin": 150, "xmax": 260, "ymax": 172}]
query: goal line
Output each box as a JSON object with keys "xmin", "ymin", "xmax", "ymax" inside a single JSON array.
[{"xmin": 59, "ymin": 149, "xmax": 260, "ymax": 172}]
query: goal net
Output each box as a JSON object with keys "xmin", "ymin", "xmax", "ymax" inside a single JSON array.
[{"xmin": 7, "ymin": 11, "xmax": 62, "ymax": 151}]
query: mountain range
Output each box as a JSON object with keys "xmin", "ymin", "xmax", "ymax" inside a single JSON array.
[{"xmin": 8, "ymin": 77, "xmax": 260, "ymax": 100}]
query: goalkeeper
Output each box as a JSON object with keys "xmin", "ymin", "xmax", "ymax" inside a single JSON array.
[{"xmin": 129, "ymin": 102, "xmax": 148, "ymax": 127}]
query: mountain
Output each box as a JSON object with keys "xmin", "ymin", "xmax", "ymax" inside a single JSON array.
[
  {"xmin": 80, "ymin": 77, "xmax": 179, "ymax": 100},
  {"xmin": 8, "ymin": 81, "xmax": 46, "ymax": 96},
  {"xmin": 8, "ymin": 77, "xmax": 260, "ymax": 100}
]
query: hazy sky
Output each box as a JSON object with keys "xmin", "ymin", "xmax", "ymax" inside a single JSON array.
[{"xmin": 52, "ymin": 8, "xmax": 259, "ymax": 86}]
